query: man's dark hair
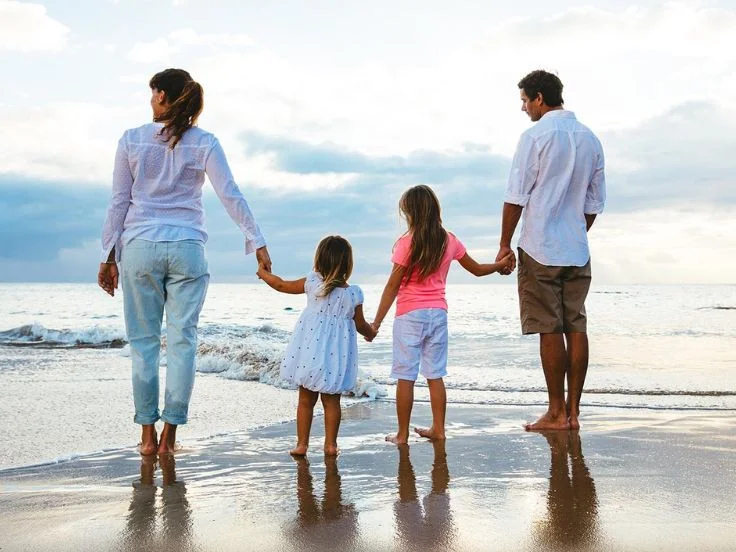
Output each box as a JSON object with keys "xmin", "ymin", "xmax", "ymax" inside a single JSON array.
[{"xmin": 518, "ymin": 70, "xmax": 564, "ymax": 107}]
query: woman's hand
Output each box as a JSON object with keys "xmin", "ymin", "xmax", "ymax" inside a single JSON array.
[
  {"xmin": 256, "ymin": 246, "xmax": 272, "ymax": 273},
  {"xmin": 98, "ymin": 263, "xmax": 119, "ymax": 297}
]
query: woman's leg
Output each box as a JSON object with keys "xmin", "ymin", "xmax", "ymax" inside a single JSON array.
[
  {"xmin": 121, "ymin": 241, "xmax": 167, "ymax": 455},
  {"xmin": 292, "ymin": 386, "xmax": 319, "ymax": 456},
  {"xmin": 160, "ymin": 241, "xmax": 209, "ymax": 453},
  {"xmin": 321, "ymin": 393, "xmax": 342, "ymax": 456}
]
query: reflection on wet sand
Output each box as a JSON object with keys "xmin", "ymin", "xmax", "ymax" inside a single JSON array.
[
  {"xmin": 532, "ymin": 431, "xmax": 601, "ymax": 551},
  {"xmin": 121, "ymin": 454, "xmax": 195, "ymax": 552},
  {"xmin": 394, "ymin": 441, "xmax": 456, "ymax": 551},
  {"xmin": 287, "ymin": 456, "xmax": 359, "ymax": 551}
]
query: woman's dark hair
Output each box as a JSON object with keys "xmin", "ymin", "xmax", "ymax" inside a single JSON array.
[
  {"xmin": 314, "ymin": 235, "xmax": 353, "ymax": 297},
  {"xmin": 149, "ymin": 68, "xmax": 203, "ymax": 148},
  {"xmin": 398, "ymin": 185, "xmax": 448, "ymax": 282},
  {"xmin": 517, "ymin": 70, "xmax": 564, "ymax": 107}
]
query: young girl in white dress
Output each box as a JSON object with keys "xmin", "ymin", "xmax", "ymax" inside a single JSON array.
[{"xmin": 257, "ymin": 236, "xmax": 376, "ymax": 456}]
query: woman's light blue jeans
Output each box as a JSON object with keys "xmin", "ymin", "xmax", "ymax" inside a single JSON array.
[{"xmin": 121, "ymin": 239, "xmax": 209, "ymax": 426}]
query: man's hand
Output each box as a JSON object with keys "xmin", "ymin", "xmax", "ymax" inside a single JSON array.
[
  {"xmin": 256, "ymin": 246, "xmax": 272, "ymax": 273},
  {"xmin": 496, "ymin": 246, "xmax": 516, "ymax": 275},
  {"xmin": 98, "ymin": 263, "xmax": 119, "ymax": 297}
]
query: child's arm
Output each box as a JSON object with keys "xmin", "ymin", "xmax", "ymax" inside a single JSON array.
[
  {"xmin": 256, "ymin": 265, "xmax": 306, "ymax": 294},
  {"xmin": 372, "ymin": 263, "xmax": 407, "ymax": 331},
  {"xmin": 457, "ymin": 251, "xmax": 514, "ymax": 277},
  {"xmin": 353, "ymin": 305, "xmax": 377, "ymax": 342}
]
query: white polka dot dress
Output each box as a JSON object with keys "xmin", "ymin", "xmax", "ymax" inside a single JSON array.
[{"xmin": 280, "ymin": 272, "xmax": 364, "ymax": 394}]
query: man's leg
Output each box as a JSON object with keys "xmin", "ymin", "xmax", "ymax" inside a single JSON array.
[
  {"xmin": 525, "ymin": 333, "xmax": 570, "ymax": 431},
  {"xmin": 565, "ymin": 332, "xmax": 588, "ymax": 430}
]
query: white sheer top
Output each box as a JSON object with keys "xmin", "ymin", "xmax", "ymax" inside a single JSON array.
[{"xmin": 100, "ymin": 122, "xmax": 265, "ymax": 262}]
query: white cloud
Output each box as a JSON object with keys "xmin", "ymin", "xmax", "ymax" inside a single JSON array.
[
  {"xmin": 127, "ymin": 28, "xmax": 253, "ymax": 63},
  {"xmin": 0, "ymin": 0, "xmax": 70, "ymax": 52}
]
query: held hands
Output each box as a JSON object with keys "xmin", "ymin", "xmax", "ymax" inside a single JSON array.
[
  {"xmin": 496, "ymin": 246, "xmax": 516, "ymax": 275},
  {"xmin": 363, "ymin": 321, "xmax": 380, "ymax": 342},
  {"xmin": 255, "ymin": 246, "xmax": 272, "ymax": 274},
  {"xmin": 98, "ymin": 263, "xmax": 119, "ymax": 297}
]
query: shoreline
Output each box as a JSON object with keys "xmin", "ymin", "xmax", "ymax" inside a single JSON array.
[{"xmin": 2, "ymin": 401, "xmax": 735, "ymax": 551}]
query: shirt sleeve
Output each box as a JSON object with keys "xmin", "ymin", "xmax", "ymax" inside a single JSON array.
[
  {"xmin": 205, "ymin": 137, "xmax": 266, "ymax": 255},
  {"xmin": 450, "ymin": 233, "xmax": 467, "ymax": 260},
  {"xmin": 584, "ymin": 143, "xmax": 606, "ymax": 214},
  {"xmin": 100, "ymin": 133, "xmax": 133, "ymax": 262},
  {"xmin": 353, "ymin": 286, "xmax": 364, "ymax": 307},
  {"xmin": 504, "ymin": 132, "xmax": 539, "ymax": 207},
  {"xmin": 390, "ymin": 236, "xmax": 411, "ymax": 267}
]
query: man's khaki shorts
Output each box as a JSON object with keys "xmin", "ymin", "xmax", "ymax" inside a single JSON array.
[{"xmin": 517, "ymin": 248, "xmax": 592, "ymax": 335}]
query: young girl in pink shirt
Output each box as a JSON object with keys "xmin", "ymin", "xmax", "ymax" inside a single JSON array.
[{"xmin": 372, "ymin": 185, "xmax": 513, "ymax": 444}]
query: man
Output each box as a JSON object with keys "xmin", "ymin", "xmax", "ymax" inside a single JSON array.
[{"xmin": 497, "ymin": 70, "xmax": 606, "ymax": 431}]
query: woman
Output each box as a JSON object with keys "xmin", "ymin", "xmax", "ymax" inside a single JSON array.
[{"xmin": 98, "ymin": 68, "xmax": 271, "ymax": 455}]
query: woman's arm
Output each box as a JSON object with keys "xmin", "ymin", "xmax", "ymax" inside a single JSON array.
[
  {"xmin": 353, "ymin": 305, "xmax": 377, "ymax": 341},
  {"xmin": 256, "ymin": 265, "xmax": 306, "ymax": 294},
  {"xmin": 457, "ymin": 252, "xmax": 514, "ymax": 277},
  {"xmin": 372, "ymin": 263, "xmax": 406, "ymax": 330},
  {"xmin": 205, "ymin": 138, "xmax": 267, "ymax": 256}
]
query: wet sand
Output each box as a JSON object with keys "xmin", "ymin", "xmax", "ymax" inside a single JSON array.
[{"xmin": 1, "ymin": 402, "xmax": 735, "ymax": 551}]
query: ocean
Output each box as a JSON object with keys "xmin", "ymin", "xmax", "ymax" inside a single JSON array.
[{"xmin": 1, "ymin": 282, "xmax": 734, "ymax": 470}]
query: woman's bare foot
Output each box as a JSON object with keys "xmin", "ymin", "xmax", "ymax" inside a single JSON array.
[
  {"xmin": 290, "ymin": 444, "xmax": 308, "ymax": 456},
  {"xmin": 524, "ymin": 411, "xmax": 570, "ymax": 432},
  {"xmin": 386, "ymin": 433, "xmax": 409, "ymax": 445},
  {"xmin": 139, "ymin": 424, "xmax": 157, "ymax": 456},
  {"xmin": 414, "ymin": 426, "xmax": 446, "ymax": 440},
  {"xmin": 157, "ymin": 423, "xmax": 178, "ymax": 454},
  {"xmin": 323, "ymin": 444, "xmax": 340, "ymax": 457}
]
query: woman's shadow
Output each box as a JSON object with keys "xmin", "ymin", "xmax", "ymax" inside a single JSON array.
[
  {"xmin": 122, "ymin": 454, "xmax": 194, "ymax": 551},
  {"xmin": 394, "ymin": 440, "xmax": 456, "ymax": 551},
  {"xmin": 286, "ymin": 456, "xmax": 360, "ymax": 551},
  {"xmin": 532, "ymin": 431, "xmax": 601, "ymax": 551}
]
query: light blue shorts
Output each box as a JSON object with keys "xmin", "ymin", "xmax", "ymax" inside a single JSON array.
[{"xmin": 391, "ymin": 308, "xmax": 448, "ymax": 381}]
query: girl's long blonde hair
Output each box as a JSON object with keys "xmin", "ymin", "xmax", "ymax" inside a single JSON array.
[
  {"xmin": 314, "ymin": 235, "xmax": 353, "ymax": 296},
  {"xmin": 399, "ymin": 185, "xmax": 448, "ymax": 282}
]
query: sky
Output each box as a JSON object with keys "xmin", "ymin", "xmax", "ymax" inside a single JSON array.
[{"xmin": 1, "ymin": 0, "xmax": 735, "ymax": 284}]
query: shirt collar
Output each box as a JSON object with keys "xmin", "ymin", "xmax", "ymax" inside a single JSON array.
[{"xmin": 540, "ymin": 109, "xmax": 576, "ymax": 120}]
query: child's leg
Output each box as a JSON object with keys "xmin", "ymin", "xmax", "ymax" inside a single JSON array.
[
  {"xmin": 320, "ymin": 393, "xmax": 341, "ymax": 456},
  {"xmin": 387, "ymin": 379, "xmax": 415, "ymax": 444},
  {"xmin": 292, "ymin": 386, "xmax": 319, "ymax": 456},
  {"xmin": 415, "ymin": 377, "xmax": 446, "ymax": 440}
]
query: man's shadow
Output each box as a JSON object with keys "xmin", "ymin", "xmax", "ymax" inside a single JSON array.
[
  {"xmin": 122, "ymin": 454, "xmax": 194, "ymax": 551},
  {"xmin": 532, "ymin": 431, "xmax": 600, "ymax": 551},
  {"xmin": 394, "ymin": 440, "xmax": 456, "ymax": 551},
  {"xmin": 286, "ymin": 456, "xmax": 359, "ymax": 551}
]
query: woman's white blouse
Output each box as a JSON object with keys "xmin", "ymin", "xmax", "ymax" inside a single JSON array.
[{"xmin": 100, "ymin": 123, "xmax": 265, "ymax": 262}]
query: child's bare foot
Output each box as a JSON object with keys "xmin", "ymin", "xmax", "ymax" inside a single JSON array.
[
  {"xmin": 386, "ymin": 433, "xmax": 409, "ymax": 445},
  {"xmin": 290, "ymin": 444, "xmax": 308, "ymax": 456},
  {"xmin": 524, "ymin": 411, "xmax": 570, "ymax": 432},
  {"xmin": 414, "ymin": 426, "xmax": 446, "ymax": 440},
  {"xmin": 323, "ymin": 445, "xmax": 340, "ymax": 457}
]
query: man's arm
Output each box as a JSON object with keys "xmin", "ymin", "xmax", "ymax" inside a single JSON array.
[{"xmin": 496, "ymin": 202, "xmax": 524, "ymax": 272}]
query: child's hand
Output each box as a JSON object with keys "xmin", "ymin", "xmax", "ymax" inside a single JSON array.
[
  {"xmin": 256, "ymin": 263, "xmax": 269, "ymax": 280},
  {"xmin": 363, "ymin": 322, "xmax": 379, "ymax": 342},
  {"xmin": 498, "ymin": 252, "xmax": 515, "ymax": 273}
]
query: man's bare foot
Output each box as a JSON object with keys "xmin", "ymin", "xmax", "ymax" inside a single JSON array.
[
  {"xmin": 157, "ymin": 423, "xmax": 178, "ymax": 454},
  {"xmin": 414, "ymin": 426, "xmax": 446, "ymax": 440},
  {"xmin": 386, "ymin": 433, "xmax": 409, "ymax": 445},
  {"xmin": 290, "ymin": 444, "xmax": 308, "ymax": 456},
  {"xmin": 139, "ymin": 425, "xmax": 157, "ymax": 456},
  {"xmin": 524, "ymin": 412, "xmax": 570, "ymax": 431},
  {"xmin": 323, "ymin": 445, "xmax": 340, "ymax": 457}
]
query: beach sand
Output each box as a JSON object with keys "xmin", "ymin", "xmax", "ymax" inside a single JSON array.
[{"xmin": 1, "ymin": 402, "xmax": 735, "ymax": 551}]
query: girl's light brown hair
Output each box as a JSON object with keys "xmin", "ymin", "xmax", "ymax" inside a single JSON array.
[
  {"xmin": 314, "ymin": 235, "xmax": 353, "ymax": 296},
  {"xmin": 399, "ymin": 185, "xmax": 448, "ymax": 282},
  {"xmin": 149, "ymin": 68, "xmax": 203, "ymax": 149}
]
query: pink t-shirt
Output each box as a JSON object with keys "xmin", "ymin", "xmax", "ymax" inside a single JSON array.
[{"xmin": 391, "ymin": 232, "xmax": 466, "ymax": 316}]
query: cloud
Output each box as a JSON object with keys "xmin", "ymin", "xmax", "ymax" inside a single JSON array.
[
  {"xmin": 127, "ymin": 28, "xmax": 253, "ymax": 64},
  {"xmin": 0, "ymin": 0, "xmax": 70, "ymax": 52},
  {"xmin": 241, "ymin": 131, "xmax": 510, "ymax": 183}
]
